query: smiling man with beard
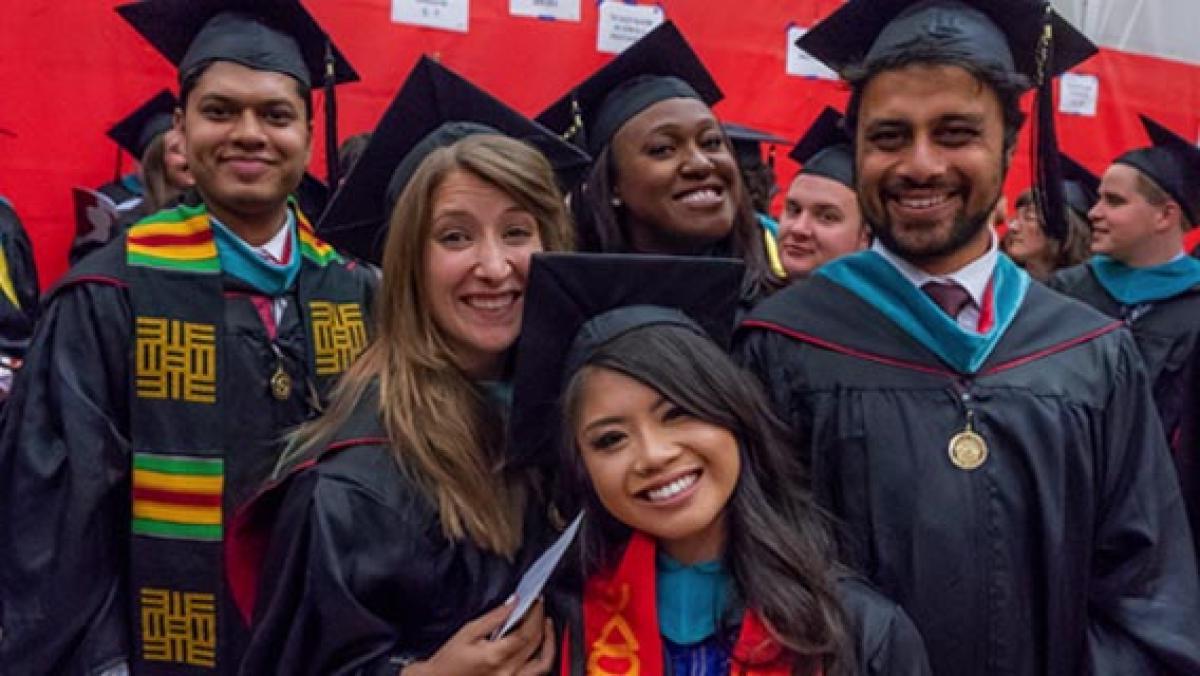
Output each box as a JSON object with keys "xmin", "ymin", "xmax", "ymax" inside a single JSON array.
[
  {"xmin": 0, "ymin": 2, "xmax": 374, "ymax": 673},
  {"xmin": 736, "ymin": 0, "xmax": 1200, "ymax": 674}
]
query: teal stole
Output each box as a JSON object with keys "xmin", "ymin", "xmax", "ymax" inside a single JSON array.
[
  {"xmin": 817, "ymin": 250, "xmax": 1030, "ymax": 374},
  {"xmin": 210, "ymin": 210, "xmax": 301, "ymax": 296},
  {"xmin": 1089, "ymin": 254, "xmax": 1200, "ymax": 306}
]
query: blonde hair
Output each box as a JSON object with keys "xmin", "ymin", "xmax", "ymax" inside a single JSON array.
[{"xmin": 290, "ymin": 134, "xmax": 573, "ymax": 556}]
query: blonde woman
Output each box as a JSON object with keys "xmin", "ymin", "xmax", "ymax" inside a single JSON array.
[{"xmin": 233, "ymin": 59, "xmax": 588, "ymax": 676}]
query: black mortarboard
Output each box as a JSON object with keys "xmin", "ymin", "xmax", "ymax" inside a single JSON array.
[
  {"xmin": 107, "ymin": 89, "xmax": 178, "ymax": 160},
  {"xmin": 1059, "ymin": 153, "xmax": 1099, "ymax": 221},
  {"xmin": 508, "ymin": 253, "xmax": 744, "ymax": 467},
  {"xmin": 317, "ymin": 57, "xmax": 591, "ymax": 265},
  {"xmin": 789, "ymin": 107, "xmax": 854, "ymax": 189},
  {"xmin": 723, "ymin": 122, "xmax": 790, "ymax": 169},
  {"xmin": 118, "ymin": 0, "xmax": 360, "ymax": 186},
  {"xmin": 796, "ymin": 0, "xmax": 1097, "ymax": 242},
  {"xmin": 1115, "ymin": 115, "xmax": 1200, "ymax": 225},
  {"xmin": 116, "ymin": 0, "xmax": 357, "ymax": 88},
  {"xmin": 536, "ymin": 21, "xmax": 723, "ymax": 156},
  {"xmin": 795, "ymin": 0, "xmax": 1094, "ymax": 88}
]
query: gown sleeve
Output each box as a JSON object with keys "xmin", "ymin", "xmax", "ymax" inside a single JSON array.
[
  {"xmin": 240, "ymin": 465, "xmax": 410, "ymax": 676},
  {"xmin": 837, "ymin": 576, "xmax": 932, "ymax": 676},
  {"xmin": 1087, "ymin": 334, "xmax": 1200, "ymax": 674},
  {"xmin": 736, "ymin": 331, "xmax": 799, "ymax": 422},
  {"xmin": 0, "ymin": 281, "xmax": 133, "ymax": 674}
]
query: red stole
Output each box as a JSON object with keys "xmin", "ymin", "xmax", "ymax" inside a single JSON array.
[{"xmin": 564, "ymin": 532, "xmax": 819, "ymax": 676}]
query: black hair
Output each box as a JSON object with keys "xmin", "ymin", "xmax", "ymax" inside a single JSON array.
[
  {"xmin": 559, "ymin": 324, "xmax": 854, "ymax": 675},
  {"xmin": 842, "ymin": 38, "xmax": 1033, "ymax": 154},
  {"xmin": 179, "ymin": 62, "xmax": 315, "ymax": 122}
]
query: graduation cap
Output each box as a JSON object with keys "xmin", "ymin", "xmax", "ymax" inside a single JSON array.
[
  {"xmin": 789, "ymin": 107, "xmax": 853, "ymax": 189},
  {"xmin": 536, "ymin": 21, "xmax": 722, "ymax": 156},
  {"xmin": 795, "ymin": 0, "xmax": 1094, "ymax": 88},
  {"xmin": 723, "ymin": 122, "xmax": 790, "ymax": 169},
  {"xmin": 1059, "ymin": 152, "xmax": 1100, "ymax": 221},
  {"xmin": 317, "ymin": 57, "xmax": 591, "ymax": 265},
  {"xmin": 508, "ymin": 253, "xmax": 745, "ymax": 468},
  {"xmin": 116, "ymin": 0, "xmax": 357, "ymax": 87},
  {"xmin": 117, "ymin": 0, "xmax": 359, "ymax": 184},
  {"xmin": 1115, "ymin": 115, "xmax": 1200, "ymax": 225},
  {"xmin": 107, "ymin": 89, "xmax": 178, "ymax": 160},
  {"xmin": 796, "ymin": 0, "xmax": 1098, "ymax": 241}
]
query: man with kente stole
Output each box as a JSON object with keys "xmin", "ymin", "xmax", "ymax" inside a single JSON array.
[
  {"xmin": 0, "ymin": 1, "xmax": 374, "ymax": 672},
  {"xmin": 1051, "ymin": 115, "xmax": 1200, "ymax": 564},
  {"xmin": 737, "ymin": 0, "xmax": 1200, "ymax": 673}
]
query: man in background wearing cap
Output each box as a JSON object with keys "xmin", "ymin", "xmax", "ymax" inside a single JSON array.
[
  {"xmin": 1051, "ymin": 116, "xmax": 1200, "ymax": 566},
  {"xmin": 738, "ymin": 0, "xmax": 1200, "ymax": 673},
  {"xmin": 777, "ymin": 107, "xmax": 868, "ymax": 279},
  {"xmin": 0, "ymin": 3, "xmax": 374, "ymax": 673}
]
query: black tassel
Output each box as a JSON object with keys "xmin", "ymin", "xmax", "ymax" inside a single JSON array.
[
  {"xmin": 323, "ymin": 40, "xmax": 339, "ymax": 188},
  {"xmin": 1032, "ymin": 3, "xmax": 1068, "ymax": 241}
]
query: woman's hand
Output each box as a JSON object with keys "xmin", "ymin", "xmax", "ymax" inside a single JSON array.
[{"xmin": 401, "ymin": 598, "xmax": 555, "ymax": 676}]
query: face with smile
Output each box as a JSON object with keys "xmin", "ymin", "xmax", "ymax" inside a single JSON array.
[
  {"xmin": 856, "ymin": 64, "xmax": 1005, "ymax": 272},
  {"xmin": 1089, "ymin": 163, "xmax": 1170, "ymax": 262},
  {"xmin": 611, "ymin": 98, "xmax": 739, "ymax": 254},
  {"xmin": 179, "ymin": 61, "xmax": 311, "ymax": 230},
  {"xmin": 778, "ymin": 173, "xmax": 867, "ymax": 277},
  {"xmin": 574, "ymin": 366, "xmax": 739, "ymax": 564},
  {"xmin": 425, "ymin": 169, "xmax": 542, "ymax": 379}
]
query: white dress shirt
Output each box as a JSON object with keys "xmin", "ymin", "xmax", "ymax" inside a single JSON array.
[{"xmin": 871, "ymin": 233, "xmax": 999, "ymax": 332}]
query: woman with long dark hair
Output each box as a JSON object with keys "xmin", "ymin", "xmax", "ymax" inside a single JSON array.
[
  {"xmin": 509, "ymin": 255, "xmax": 930, "ymax": 675},
  {"xmin": 537, "ymin": 22, "xmax": 782, "ymax": 304}
]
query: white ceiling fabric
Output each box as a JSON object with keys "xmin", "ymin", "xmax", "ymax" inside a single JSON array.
[{"xmin": 1054, "ymin": 0, "xmax": 1200, "ymax": 66}]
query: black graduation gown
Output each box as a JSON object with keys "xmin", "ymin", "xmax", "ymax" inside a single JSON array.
[
  {"xmin": 238, "ymin": 397, "xmax": 551, "ymax": 676},
  {"xmin": 837, "ymin": 576, "xmax": 933, "ymax": 676},
  {"xmin": 736, "ymin": 277, "xmax": 1200, "ymax": 676},
  {"xmin": 0, "ymin": 198, "xmax": 40, "ymax": 358},
  {"xmin": 1050, "ymin": 264, "xmax": 1200, "ymax": 563},
  {"xmin": 0, "ymin": 234, "xmax": 376, "ymax": 674}
]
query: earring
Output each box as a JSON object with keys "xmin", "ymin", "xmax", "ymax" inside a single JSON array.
[{"xmin": 610, "ymin": 197, "xmax": 623, "ymax": 208}]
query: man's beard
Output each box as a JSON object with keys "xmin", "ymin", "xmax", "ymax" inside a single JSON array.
[
  {"xmin": 869, "ymin": 199, "xmax": 995, "ymax": 266},
  {"xmin": 862, "ymin": 160, "xmax": 1006, "ymax": 266}
]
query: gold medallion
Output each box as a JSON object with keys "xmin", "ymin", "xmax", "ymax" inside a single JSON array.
[
  {"xmin": 948, "ymin": 427, "xmax": 988, "ymax": 470},
  {"xmin": 270, "ymin": 366, "xmax": 292, "ymax": 401}
]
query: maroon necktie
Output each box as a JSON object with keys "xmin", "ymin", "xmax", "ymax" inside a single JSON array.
[{"xmin": 922, "ymin": 280, "xmax": 972, "ymax": 319}]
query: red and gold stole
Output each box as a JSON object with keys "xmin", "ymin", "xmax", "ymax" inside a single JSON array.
[{"xmin": 564, "ymin": 531, "xmax": 819, "ymax": 676}]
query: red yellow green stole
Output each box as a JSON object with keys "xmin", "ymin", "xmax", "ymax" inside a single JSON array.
[
  {"xmin": 565, "ymin": 532, "xmax": 817, "ymax": 676},
  {"xmin": 120, "ymin": 199, "xmax": 368, "ymax": 672}
]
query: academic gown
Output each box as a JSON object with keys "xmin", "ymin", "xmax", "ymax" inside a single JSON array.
[
  {"xmin": 1050, "ymin": 264, "xmax": 1200, "ymax": 563},
  {"xmin": 236, "ymin": 391, "xmax": 552, "ymax": 676},
  {"xmin": 736, "ymin": 276, "xmax": 1200, "ymax": 676},
  {"xmin": 0, "ymin": 230, "xmax": 376, "ymax": 674},
  {"xmin": 0, "ymin": 198, "xmax": 40, "ymax": 358}
]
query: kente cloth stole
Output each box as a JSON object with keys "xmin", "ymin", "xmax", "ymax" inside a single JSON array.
[
  {"xmin": 123, "ymin": 201, "xmax": 368, "ymax": 673},
  {"xmin": 563, "ymin": 531, "xmax": 818, "ymax": 676}
]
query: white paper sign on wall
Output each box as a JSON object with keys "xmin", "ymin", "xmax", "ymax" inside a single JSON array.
[
  {"xmin": 510, "ymin": 0, "xmax": 581, "ymax": 22},
  {"xmin": 785, "ymin": 25, "xmax": 838, "ymax": 80},
  {"xmin": 597, "ymin": 2, "xmax": 664, "ymax": 55},
  {"xmin": 1059, "ymin": 72, "xmax": 1099, "ymax": 116},
  {"xmin": 392, "ymin": 0, "xmax": 469, "ymax": 33}
]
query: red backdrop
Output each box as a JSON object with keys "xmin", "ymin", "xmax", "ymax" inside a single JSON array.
[{"xmin": 2, "ymin": 0, "xmax": 1199, "ymax": 287}]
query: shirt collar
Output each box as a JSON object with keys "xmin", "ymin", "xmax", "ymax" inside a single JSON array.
[
  {"xmin": 210, "ymin": 210, "xmax": 293, "ymax": 264},
  {"xmin": 871, "ymin": 231, "xmax": 999, "ymax": 308}
]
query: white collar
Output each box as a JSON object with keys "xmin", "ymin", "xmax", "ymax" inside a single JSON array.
[
  {"xmin": 871, "ymin": 230, "xmax": 999, "ymax": 308},
  {"xmin": 256, "ymin": 216, "xmax": 292, "ymax": 263}
]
